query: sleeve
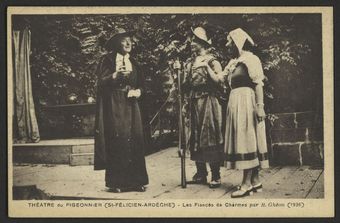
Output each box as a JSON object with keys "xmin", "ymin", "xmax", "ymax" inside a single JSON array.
[
  {"xmin": 208, "ymin": 58, "xmax": 226, "ymax": 87},
  {"xmin": 242, "ymin": 53, "xmax": 265, "ymax": 86},
  {"xmin": 96, "ymin": 57, "xmax": 113, "ymax": 87},
  {"xmin": 136, "ymin": 64, "xmax": 146, "ymax": 96},
  {"xmin": 209, "ymin": 59, "xmax": 223, "ymax": 74}
]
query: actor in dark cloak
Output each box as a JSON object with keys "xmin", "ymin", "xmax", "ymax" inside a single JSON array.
[{"xmin": 93, "ymin": 28, "xmax": 148, "ymax": 192}]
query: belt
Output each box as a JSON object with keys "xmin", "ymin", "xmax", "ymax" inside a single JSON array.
[{"xmin": 230, "ymin": 83, "xmax": 255, "ymax": 90}]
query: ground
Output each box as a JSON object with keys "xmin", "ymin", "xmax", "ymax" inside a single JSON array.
[{"xmin": 13, "ymin": 147, "xmax": 324, "ymax": 200}]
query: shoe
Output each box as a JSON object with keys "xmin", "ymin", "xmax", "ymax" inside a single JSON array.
[
  {"xmin": 252, "ymin": 183, "xmax": 263, "ymax": 192},
  {"xmin": 108, "ymin": 187, "xmax": 122, "ymax": 193},
  {"xmin": 187, "ymin": 173, "xmax": 207, "ymax": 184},
  {"xmin": 209, "ymin": 179, "xmax": 221, "ymax": 188},
  {"xmin": 231, "ymin": 185, "xmax": 253, "ymax": 198},
  {"xmin": 134, "ymin": 186, "xmax": 146, "ymax": 192},
  {"xmin": 109, "ymin": 186, "xmax": 146, "ymax": 193}
]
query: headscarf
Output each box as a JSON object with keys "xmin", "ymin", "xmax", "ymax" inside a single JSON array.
[
  {"xmin": 227, "ymin": 28, "xmax": 255, "ymax": 54},
  {"xmin": 225, "ymin": 28, "xmax": 265, "ymax": 86}
]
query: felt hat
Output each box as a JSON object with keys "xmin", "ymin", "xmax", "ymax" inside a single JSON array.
[{"xmin": 104, "ymin": 28, "xmax": 134, "ymax": 50}]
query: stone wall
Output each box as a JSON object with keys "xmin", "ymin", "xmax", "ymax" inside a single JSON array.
[
  {"xmin": 268, "ymin": 111, "xmax": 323, "ymax": 166},
  {"xmin": 35, "ymin": 105, "xmax": 324, "ymax": 166}
]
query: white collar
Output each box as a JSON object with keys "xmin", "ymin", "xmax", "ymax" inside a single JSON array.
[{"xmin": 116, "ymin": 53, "xmax": 130, "ymax": 60}]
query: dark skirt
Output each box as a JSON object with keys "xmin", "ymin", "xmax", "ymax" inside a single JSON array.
[
  {"xmin": 103, "ymin": 90, "xmax": 148, "ymax": 188},
  {"xmin": 184, "ymin": 94, "xmax": 224, "ymax": 163}
]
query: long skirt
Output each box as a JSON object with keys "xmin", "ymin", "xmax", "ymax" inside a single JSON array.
[
  {"xmin": 185, "ymin": 94, "xmax": 224, "ymax": 163},
  {"xmin": 224, "ymin": 87, "xmax": 269, "ymax": 170},
  {"xmin": 103, "ymin": 91, "xmax": 149, "ymax": 188}
]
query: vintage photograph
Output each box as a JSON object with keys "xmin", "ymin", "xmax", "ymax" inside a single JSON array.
[{"xmin": 7, "ymin": 7, "xmax": 334, "ymax": 218}]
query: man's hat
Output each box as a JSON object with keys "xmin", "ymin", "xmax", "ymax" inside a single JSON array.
[
  {"xmin": 191, "ymin": 27, "xmax": 212, "ymax": 45},
  {"xmin": 104, "ymin": 28, "xmax": 134, "ymax": 50}
]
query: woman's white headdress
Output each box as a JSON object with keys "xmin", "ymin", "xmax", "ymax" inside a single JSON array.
[
  {"xmin": 225, "ymin": 28, "xmax": 265, "ymax": 86},
  {"xmin": 227, "ymin": 28, "xmax": 255, "ymax": 53}
]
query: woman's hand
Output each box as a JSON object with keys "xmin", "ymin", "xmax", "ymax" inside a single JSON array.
[
  {"xmin": 173, "ymin": 60, "xmax": 181, "ymax": 70},
  {"xmin": 223, "ymin": 59, "xmax": 238, "ymax": 77},
  {"xmin": 112, "ymin": 65, "xmax": 127, "ymax": 79},
  {"xmin": 169, "ymin": 85, "xmax": 177, "ymax": 97},
  {"xmin": 256, "ymin": 104, "xmax": 266, "ymax": 122},
  {"xmin": 222, "ymin": 66, "xmax": 232, "ymax": 77},
  {"xmin": 112, "ymin": 71, "xmax": 118, "ymax": 79},
  {"xmin": 134, "ymin": 89, "xmax": 141, "ymax": 98},
  {"xmin": 127, "ymin": 89, "xmax": 141, "ymax": 98}
]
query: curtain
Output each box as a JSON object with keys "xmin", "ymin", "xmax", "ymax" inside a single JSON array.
[{"xmin": 13, "ymin": 29, "xmax": 40, "ymax": 143}]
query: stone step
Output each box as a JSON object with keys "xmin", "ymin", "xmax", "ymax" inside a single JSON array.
[
  {"xmin": 13, "ymin": 139, "xmax": 94, "ymax": 165},
  {"xmin": 71, "ymin": 144, "xmax": 94, "ymax": 154},
  {"xmin": 70, "ymin": 153, "xmax": 94, "ymax": 166},
  {"xmin": 271, "ymin": 142, "xmax": 323, "ymax": 166},
  {"xmin": 14, "ymin": 145, "xmax": 73, "ymax": 164}
]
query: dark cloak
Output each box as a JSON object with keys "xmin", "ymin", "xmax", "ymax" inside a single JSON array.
[{"xmin": 93, "ymin": 52, "xmax": 148, "ymax": 188}]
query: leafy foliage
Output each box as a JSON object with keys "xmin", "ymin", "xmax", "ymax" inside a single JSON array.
[{"xmin": 14, "ymin": 13, "xmax": 322, "ymax": 115}]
